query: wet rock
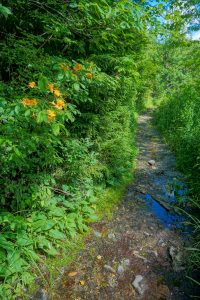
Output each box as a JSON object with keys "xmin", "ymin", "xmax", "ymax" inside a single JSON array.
[
  {"xmin": 132, "ymin": 275, "xmax": 147, "ymax": 295},
  {"xmin": 104, "ymin": 264, "xmax": 116, "ymax": 273},
  {"xmin": 169, "ymin": 246, "xmax": 185, "ymax": 271},
  {"xmin": 148, "ymin": 160, "xmax": 156, "ymax": 166},
  {"xmin": 34, "ymin": 288, "xmax": 48, "ymax": 300}
]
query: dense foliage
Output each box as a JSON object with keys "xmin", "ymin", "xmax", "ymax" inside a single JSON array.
[
  {"xmin": 0, "ymin": 0, "xmax": 157, "ymax": 298},
  {"xmin": 154, "ymin": 39, "xmax": 200, "ymax": 276},
  {"xmin": 0, "ymin": 0, "xmax": 199, "ymax": 297},
  {"xmin": 155, "ymin": 40, "xmax": 200, "ymax": 194}
]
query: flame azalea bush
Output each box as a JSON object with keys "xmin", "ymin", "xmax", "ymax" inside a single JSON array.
[{"xmin": 0, "ymin": 0, "xmax": 162, "ymax": 298}]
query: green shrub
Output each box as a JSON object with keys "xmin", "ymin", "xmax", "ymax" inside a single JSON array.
[{"xmin": 0, "ymin": 0, "xmax": 153, "ymax": 297}]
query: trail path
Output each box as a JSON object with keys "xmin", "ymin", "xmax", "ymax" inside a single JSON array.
[{"xmin": 51, "ymin": 113, "xmax": 194, "ymax": 300}]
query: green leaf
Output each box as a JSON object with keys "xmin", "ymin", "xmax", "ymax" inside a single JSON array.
[
  {"xmin": 14, "ymin": 105, "xmax": 20, "ymax": 114},
  {"xmin": 48, "ymin": 229, "xmax": 66, "ymax": 240},
  {"xmin": 36, "ymin": 111, "xmax": 47, "ymax": 123},
  {"xmin": 0, "ymin": 4, "xmax": 12, "ymax": 18},
  {"xmin": 38, "ymin": 76, "xmax": 48, "ymax": 92},
  {"xmin": 0, "ymin": 236, "xmax": 14, "ymax": 252},
  {"xmin": 25, "ymin": 109, "xmax": 31, "ymax": 117},
  {"xmin": 16, "ymin": 236, "xmax": 33, "ymax": 247},
  {"xmin": 52, "ymin": 123, "xmax": 60, "ymax": 135},
  {"xmin": 48, "ymin": 206, "xmax": 65, "ymax": 217},
  {"xmin": 69, "ymin": 2, "xmax": 78, "ymax": 8},
  {"xmin": 73, "ymin": 82, "xmax": 80, "ymax": 92},
  {"xmin": 44, "ymin": 246, "xmax": 58, "ymax": 256},
  {"xmin": 57, "ymin": 73, "xmax": 64, "ymax": 80}
]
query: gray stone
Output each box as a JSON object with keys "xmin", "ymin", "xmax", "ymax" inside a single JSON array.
[
  {"xmin": 104, "ymin": 264, "xmax": 116, "ymax": 273},
  {"xmin": 93, "ymin": 231, "xmax": 102, "ymax": 238},
  {"xmin": 148, "ymin": 160, "xmax": 156, "ymax": 166},
  {"xmin": 123, "ymin": 259, "xmax": 130, "ymax": 266},
  {"xmin": 169, "ymin": 246, "xmax": 185, "ymax": 271},
  {"xmin": 132, "ymin": 275, "xmax": 147, "ymax": 295},
  {"xmin": 144, "ymin": 231, "xmax": 151, "ymax": 236},
  {"xmin": 108, "ymin": 232, "xmax": 116, "ymax": 240},
  {"xmin": 34, "ymin": 288, "xmax": 48, "ymax": 300},
  {"xmin": 108, "ymin": 277, "xmax": 118, "ymax": 288},
  {"xmin": 117, "ymin": 265, "xmax": 125, "ymax": 275}
]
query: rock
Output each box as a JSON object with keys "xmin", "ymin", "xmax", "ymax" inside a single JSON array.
[
  {"xmin": 123, "ymin": 259, "xmax": 130, "ymax": 266},
  {"xmin": 169, "ymin": 246, "xmax": 185, "ymax": 271},
  {"xmin": 117, "ymin": 258, "xmax": 130, "ymax": 275},
  {"xmin": 132, "ymin": 275, "xmax": 147, "ymax": 295},
  {"xmin": 147, "ymin": 250, "xmax": 158, "ymax": 258},
  {"xmin": 144, "ymin": 231, "xmax": 151, "ymax": 236},
  {"xmin": 34, "ymin": 288, "xmax": 48, "ymax": 300},
  {"xmin": 104, "ymin": 265, "xmax": 116, "ymax": 273},
  {"xmin": 108, "ymin": 276, "xmax": 118, "ymax": 288},
  {"xmin": 93, "ymin": 231, "xmax": 102, "ymax": 238},
  {"xmin": 133, "ymin": 251, "xmax": 148, "ymax": 263},
  {"xmin": 108, "ymin": 232, "xmax": 116, "ymax": 240},
  {"xmin": 148, "ymin": 160, "xmax": 156, "ymax": 166},
  {"xmin": 158, "ymin": 238, "xmax": 167, "ymax": 247},
  {"xmin": 117, "ymin": 265, "xmax": 125, "ymax": 275}
]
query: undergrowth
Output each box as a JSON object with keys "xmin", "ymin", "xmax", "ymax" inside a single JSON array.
[
  {"xmin": 154, "ymin": 40, "xmax": 200, "ymax": 284},
  {"xmin": 0, "ymin": 1, "xmax": 147, "ymax": 297}
]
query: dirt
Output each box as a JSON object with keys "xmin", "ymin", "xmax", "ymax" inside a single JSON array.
[{"xmin": 48, "ymin": 113, "xmax": 197, "ymax": 300}]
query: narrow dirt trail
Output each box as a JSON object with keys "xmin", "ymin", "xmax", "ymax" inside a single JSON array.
[{"xmin": 52, "ymin": 113, "xmax": 193, "ymax": 300}]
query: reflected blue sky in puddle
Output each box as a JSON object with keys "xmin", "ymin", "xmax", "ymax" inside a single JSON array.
[{"xmin": 142, "ymin": 193, "xmax": 186, "ymax": 229}]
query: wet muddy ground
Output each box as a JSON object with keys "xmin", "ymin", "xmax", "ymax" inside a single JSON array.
[{"xmin": 47, "ymin": 113, "xmax": 197, "ymax": 299}]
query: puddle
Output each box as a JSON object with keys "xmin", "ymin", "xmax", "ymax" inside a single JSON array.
[
  {"xmin": 140, "ymin": 176, "xmax": 193, "ymax": 233},
  {"xmin": 142, "ymin": 193, "xmax": 187, "ymax": 230}
]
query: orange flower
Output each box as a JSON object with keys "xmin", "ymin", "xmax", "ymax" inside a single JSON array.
[
  {"xmin": 48, "ymin": 83, "xmax": 54, "ymax": 93},
  {"xmin": 53, "ymin": 88, "xmax": 62, "ymax": 97},
  {"xmin": 51, "ymin": 99, "xmax": 65, "ymax": 110},
  {"xmin": 73, "ymin": 64, "xmax": 82, "ymax": 72},
  {"xmin": 22, "ymin": 98, "xmax": 37, "ymax": 106},
  {"xmin": 60, "ymin": 63, "xmax": 69, "ymax": 71},
  {"xmin": 28, "ymin": 81, "xmax": 36, "ymax": 88},
  {"xmin": 48, "ymin": 109, "xmax": 56, "ymax": 122},
  {"xmin": 86, "ymin": 73, "xmax": 93, "ymax": 79}
]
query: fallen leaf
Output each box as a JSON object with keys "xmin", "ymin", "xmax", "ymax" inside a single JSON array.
[
  {"xmin": 97, "ymin": 255, "xmax": 102, "ymax": 260},
  {"xmin": 80, "ymin": 280, "xmax": 85, "ymax": 286},
  {"xmin": 68, "ymin": 271, "xmax": 78, "ymax": 277}
]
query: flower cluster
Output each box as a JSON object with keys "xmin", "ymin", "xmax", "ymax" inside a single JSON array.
[
  {"xmin": 59, "ymin": 62, "xmax": 94, "ymax": 80},
  {"xmin": 51, "ymin": 99, "xmax": 65, "ymax": 110},
  {"xmin": 48, "ymin": 109, "xmax": 56, "ymax": 122},
  {"xmin": 22, "ymin": 81, "xmax": 67, "ymax": 123},
  {"xmin": 73, "ymin": 63, "xmax": 82, "ymax": 72},
  {"xmin": 21, "ymin": 62, "xmax": 94, "ymax": 123},
  {"xmin": 22, "ymin": 98, "xmax": 37, "ymax": 106},
  {"xmin": 28, "ymin": 81, "xmax": 36, "ymax": 88}
]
